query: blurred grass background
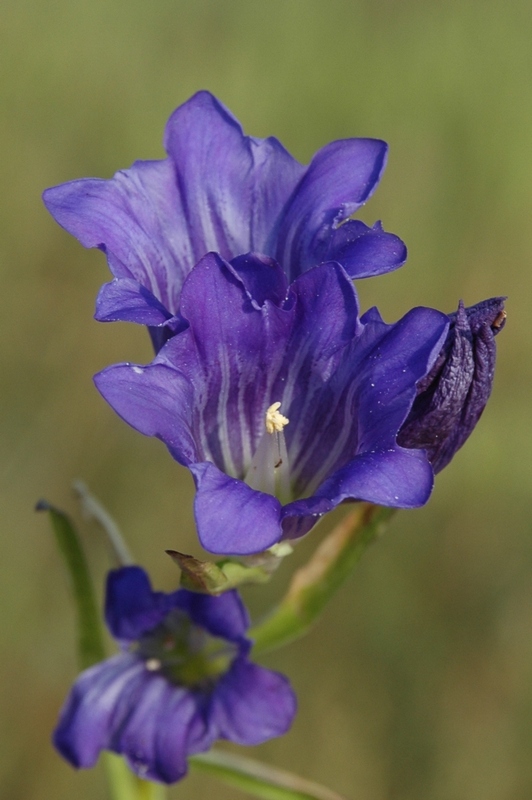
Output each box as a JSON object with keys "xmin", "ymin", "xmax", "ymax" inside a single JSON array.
[{"xmin": 1, "ymin": 0, "xmax": 531, "ymax": 797}]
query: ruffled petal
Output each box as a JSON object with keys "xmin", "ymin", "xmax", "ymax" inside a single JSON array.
[
  {"xmin": 175, "ymin": 589, "xmax": 250, "ymax": 643},
  {"xmin": 325, "ymin": 220, "xmax": 407, "ymax": 278},
  {"xmin": 276, "ymin": 138, "xmax": 388, "ymax": 278},
  {"xmin": 94, "ymin": 362, "xmax": 198, "ymax": 466},
  {"xmin": 211, "ymin": 658, "xmax": 297, "ymax": 745},
  {"xmin": 164, "ymin": 91, "xmax": 305, "ymax": 259},
  {"xmin": 95, "ymin": 278, "xmax": 173, "ymax": 325},
  {"xmin": 43, "ymin": 160, "xmax": 190, "ymax": 317},
  {"xmin": 190, "ymin": 462, "xmax": 283, "ymax": 555},
  {"xmin": 53, "ymin": 654, "xmax": 145, "ymax": 768},
  {"xmin": 105, "ymin": 567, "xmax": 171, "ymax": 642}
]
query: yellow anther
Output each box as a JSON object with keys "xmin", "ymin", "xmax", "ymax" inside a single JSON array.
[{"xmin": 265, "ymin": 402, "xmax": 289, "ymax": 435}]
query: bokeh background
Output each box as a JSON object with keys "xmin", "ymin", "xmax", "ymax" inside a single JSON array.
[{"xmin": 1, "ymin": 1, "xmax": 531, "ymax": 798}]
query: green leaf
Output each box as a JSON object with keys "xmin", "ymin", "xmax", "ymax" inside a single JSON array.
[
  {"xmin": 190, "ymin": 749, "xmax": 347, "ymax": 800},
  {"xmin": 250, "ymin": 503, "xmax": 395, "ymax": 654},
  {"xmin": 36, "ymin": 499, "xmax": 105, "ymax": 668}
]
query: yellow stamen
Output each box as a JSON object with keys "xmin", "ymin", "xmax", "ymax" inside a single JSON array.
[{"xmin": 265, "ymin": 402, "xmax": 289, "ymax": 435}]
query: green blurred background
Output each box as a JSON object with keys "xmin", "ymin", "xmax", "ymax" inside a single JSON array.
[{"xmin": 1, "ymin": 1, "xmax": 531, "ymax": 797}]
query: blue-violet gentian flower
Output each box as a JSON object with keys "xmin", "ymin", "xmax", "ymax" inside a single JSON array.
[
  {"xmin": 398, "ymin": 297, "xmax": 506, "ymax": 472},
  {"xmin": 43, "ymin": 90, "xmax": 406, "ymax": 351},
  {"xmin": 95, "ymin": 254, "xmax": 449, "ymax": 555},
  {"xmin": 54, "ymin": 566, "xmax": 296, "ymax": 784}
]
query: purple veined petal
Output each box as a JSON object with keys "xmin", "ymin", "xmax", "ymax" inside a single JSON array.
[
  {"xmin": 43, "ymin": 159, "xmax": 191, "ymax": 317},
  {"xmin": 211, "ymin": 657, "xmax": 297, "ymax": 746},
  {"xmin": 275, "ymin": 138, "xmax": 388, "ymax": 279},
  {"xmin": 285, "ymin": 303, "xmax": 448, "ymax": 498},
  {"xmin": 190, "ymin": 462, "xmax": 283, "ymax": 555},
  {"xmin": 105, "ymin": 567, "xmax": 172, "ymax": 642},
  {"xmin": 113, "ymin": 674, "xmax": 196, "ymax": 783},
  {"xmin": 172, "ymin": 252, "xmax": 292, "ymax": 479},
  {"xmin": 174, "ymin": 589, "xmax": 250, "ymax": 643},
  {"xmin": 53, "ymin": 654, "xmax": 145, "ymax": 768},
  {"xmin": 325, "ymin": 220, "xmax": 407, "ymax": 278},
  {"xmin": 163, "ymin": 91, "xmax": 306, "ymax": 261},
  {"xmin": 94, "ymin": 362, "xmax": 198, "ymax": 467},
  {"xmin": 95, "ymin": 278, "xmax": 173, "ymax": 325},
  {"xmin": 353, "ymin": 306, "xmax": 450, "ymax": 452},
  {"xmin": 315, "ymin": 446, "xmax": 435, "ymax": 509}
]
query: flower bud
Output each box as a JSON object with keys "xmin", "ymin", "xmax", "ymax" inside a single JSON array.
[{"xmin": 398, "ymin": 297, "xmax": 506, "ymax": 473}]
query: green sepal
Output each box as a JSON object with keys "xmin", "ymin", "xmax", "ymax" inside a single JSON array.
[
  {"xmin": 36, "ymin": 499, "xmax": 105, "ymax": 669},
  {"xmin": 190, "ymin": 749, "xmax": 347, "ymax": 800},
  {"xmin": 166, "ymin": 550, "xmax": 272, "ymax": 594}
]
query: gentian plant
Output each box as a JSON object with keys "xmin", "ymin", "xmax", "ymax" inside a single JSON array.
[{"xmin": 41, "ymin": 92, "xmax": 505, "ymax": 800}]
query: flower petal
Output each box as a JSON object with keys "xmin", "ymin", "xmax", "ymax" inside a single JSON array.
[
  {"xmin": 276, "ymin": 138, "xmax": 388, "ymax": 278},
  {"xmin": 315, "ymin": 447, "xmax": 435, "ymax": 508},
  {"xmin": 287, "ymin": 304, "xmax": 448, "ymax": 498},
  {"xmin": 163, "ymin": 91, "xmax": 306, "ymax": 260},
  {"xmin": 152, "ymin": 687, "xmax": 213, "ymax": 781},
  {"xmin": 105, "ymin": 567, "xmax": 171, "ymax": 642},
  {"xmin": 43, "ymin": 159, "xmax": 190, "ymax": 317},
  {"xmin": 165, "ymin": 252, "xmax": 292, "ymax": 479},
  {"xmin": 190, "ymin": 462, "xmax": 283, "ymax": 555},
  {"xmin": 95, "ymin": 278, "xmax": 173, "ymax": 325},
  {"xmin": 94, "ymin": 362, "xmax": 198, "ymax": 466},
  {"xmin": 211, "ymin": 658, "xmax": 297, "ymax": 745},
  {"xmin": 111, "ymin": 673, "xmax": 197, "ymax": 783},
  {"xmin": 53, "ymin": 654, "xmax": 145, "ymax": 768},
  {"xmin": 175, "ymin": 589, "xmax": 250, "ymax": 643},
  {"xmin": 325, "ymin": 220, "xmax": 407, "ymax": 278}
]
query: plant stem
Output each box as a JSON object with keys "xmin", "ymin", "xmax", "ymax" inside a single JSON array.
[{"xmin": 251, "ymin": 503, "xmax": 395, "ymax": 654}]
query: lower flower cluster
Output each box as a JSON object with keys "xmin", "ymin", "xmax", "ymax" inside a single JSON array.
[{"xmin": 55, "ymin": 566, "xmax": 296, "ymax": 783}]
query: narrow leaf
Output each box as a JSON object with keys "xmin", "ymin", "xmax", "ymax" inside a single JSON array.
[
  {"xmin": 250, "ymin": 503, "xmax": 394, "ymax": 654},
  {"xmin": 190, "ymin": 749, "xmax": 347, "ymax": 800},
  {"xmin": 36, "ymin": 500, "xmax": 105, "ymax": 668}
]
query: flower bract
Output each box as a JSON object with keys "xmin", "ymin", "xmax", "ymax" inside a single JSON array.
[
  {"xmin": 95, "ymin": 254, "xmax": 449, "ymax": 555},
  {"xmin": 43, "ymin": 91, "xmax": 406, "ymax": 350},
  {"xmin": 54, "ymin": 566, "xmax": 296, "ymax": 784}
]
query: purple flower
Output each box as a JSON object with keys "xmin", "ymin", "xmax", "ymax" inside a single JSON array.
[
  {"xmin": 95, "ymin": 254, "xmax": 449, "ymax": 555},
  {"xmin": 54, "ymin": 566, "xmax": 296, "ymax": 784},
  {"xmin": 43, "ymin": 91, "xmax": 406, "ymax": 349},
  {"xmin": 398, "ymin": 297, "xmax": 506, "ymax": 472}
]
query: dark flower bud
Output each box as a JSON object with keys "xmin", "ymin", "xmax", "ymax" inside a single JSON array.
[{"xmin": 398, "ymin": 297, "xmax": 506, "ymax": 473}]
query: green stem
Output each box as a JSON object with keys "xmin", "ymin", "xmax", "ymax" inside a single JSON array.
[
  {"xmin": 103, "ymin": 755, "xmax": 167, "ymax": 800},
  {"xmin": 190, "ymin": 749, "xmax": 347, "ymax": 800},
  {"xmin": 251, "ymin": 503, "xmax": 395, "ymax": 655}
]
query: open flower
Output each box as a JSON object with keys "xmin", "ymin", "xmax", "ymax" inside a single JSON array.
[
  {"xmin": 43, "ymin": 91, "xmax": 406, "ymax": 350},
  {"xmin": 54, "ymin": 566, "xmax": 296, "ymax": 784},
  {"xmin": 398, "ymin": 297, "xmax": 506, "ymax": 472},
  {"xmin": 95, "ymin": 254, "xmax": 448, "ymax": 555}
]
